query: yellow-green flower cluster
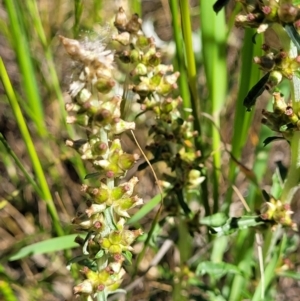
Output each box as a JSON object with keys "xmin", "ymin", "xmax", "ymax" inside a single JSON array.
[
  {"xmin": 262, "ymin": 91, "xmax": 300, "ymax": 136},
  {"xmin": 60, "ymin": 8, "xmax": 149, "ymax": 299},
  {"xmin": 260, "ymin": 196, "xmax": 297, "ymax": 230},
  {"xmin": 112, "ymin": 7, "xmax": 204, "ymax": 192},
  {"xmin": 235, "ymin": 0, "xmax": 300, "ymax": 32},
  {"xmin": 253, "ymin": 44, "xmax": 300, "ymax": 90}
]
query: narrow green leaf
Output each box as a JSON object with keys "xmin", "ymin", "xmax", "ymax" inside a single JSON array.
[
  {"xmin": 9, "ymin": 235, "xmax": 79, "ymax": 261},
  {"xmin": 284, "ymin": 24, "xmax": 300, "ymax": 51},
  {"xmin": 200, "ymin": 213, "xmax": 228, "ymax": 227},
  {"xmin": 127, "ymin": 193, "xmax": 163, "ymax": 225},
  {"xmin": 213, "ymin": 0, "xmax": 230, "ymax": 14},
  {"xmin": 263, "ymin": 136, "xmax": 285, "ymax": 147},
  {"xmin": 278, "ymin": 271, "xmax": 300, "ymax": 280},
  {"xmin": 0, "ymin": 280, "xmax": 18, "ymax": 301},
  {"xmin": 243, "ymin": 72, "xmax": 270, "ymax": 111},
  {"xmin": 196, "ymin": 261, "xmax": 242, "ymax": 278}
]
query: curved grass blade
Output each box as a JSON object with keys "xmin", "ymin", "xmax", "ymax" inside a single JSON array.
[
  {"xmin": 9, "ymin": 235, "xmax": 80, "ymax": 261},
  {"xmin": 263, "ymin": 136, "xmax": 285, "ymax": 147},
  {"xmin": 284, "ymin": 24, "xmax": 300, "ymax": 52},
  {"xmin": 243, "ymin": 72, "xmax": 270, "ymax": 111},
  {"xmin": 213, "ymin": 0, "xmax": 230, "ymax": 14},
  {"xmin": 127, "ymin": 193, "xmax": 164, "ymax": 225}
]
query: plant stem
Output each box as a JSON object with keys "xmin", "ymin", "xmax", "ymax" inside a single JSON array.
[
  {"xmin": 0, "ymin": 58, "xmax": 64, "ymax": 237},
  {"xmin": 169, "ymin": 0, "xmax": 191, "ymax": 115},
  {"xmin": 200, "ymin": 0, "xmax": 227, "ymax": 211},
  {"xmin": 4, "ymin": 0, "xmax": 46, "ymax": 136},
  {"xmin": 281, "ymin": 42, "xmax": 300, "ymax": 203},
  {"xmin": 179, "ymin": 0, "xmax": 210, "ymax": 214}
]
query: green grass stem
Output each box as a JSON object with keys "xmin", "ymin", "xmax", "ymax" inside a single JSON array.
[
  {"xmin": 73, "ymin": 0, "xmax": 83, "ymax": 38},
  {"xmin": 169, "ymin": 0, "xmax": 191, "ymax": 115},
  {"xmin": 25, "ymin": 0, "xmax": 67, "ymax": 125},
  {"xmin": 281, "ymin": 42, "xmax": 300, "ymax": 203},
  {"xmin": 0, "ymin": 133, "xmax": 43, "ymax": 198},
  {"xmin": 0, "ymin": 280, "xmax": 18, "ymax": 301},
  {"xmin": 130, "ymin": 0, "xmax": 142, "ymax": 16},
  {"xmin": 200, "ymin": 0, "xmax": 227, "ymax": 212},
  {"xmin": 252, "ymin": 234, "xmax": 286, "ymax": 301},
  {"xmin": 0, "ymin": 58, "xmax": 63, "ymax": 237},
  {"xmin": 179, "ymin": 0, "xmax": 210, "ymax": 214},
  {"xmin": 224, "ymin": 29, "xmax": 262, "ymax": 212},
  {"xmin": 4, "ymin": 0, "xmax": 46, "ymax": 137}
]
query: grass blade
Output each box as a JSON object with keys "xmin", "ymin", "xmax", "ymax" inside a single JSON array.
[{"xmin": 0, "ymin": 58, "xmax": 63, "ymax": 237}]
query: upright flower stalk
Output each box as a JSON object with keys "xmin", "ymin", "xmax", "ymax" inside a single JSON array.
[
  {"xmin": 60, "ymin": 7, "xmax": 205, "ymax": 299},
  {"xmin": 218, "ymin": 0, "xmax": 300, "ymax": 228},
  {"xmin": 59, "ymin": 10, "xmax": 143, "ymax": 299}
]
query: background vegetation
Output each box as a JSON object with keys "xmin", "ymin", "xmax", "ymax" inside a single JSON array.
[{"xmin": 1, "ymin": 0, "xmax": 300, "ymax": 300}]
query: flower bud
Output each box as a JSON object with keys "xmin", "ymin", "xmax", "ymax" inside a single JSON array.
[
  {"xmin": 132, "ymin": 80, "xmax": 153, "ymax": 97},
  {"xmin": 285, "ymin": 106, "xmax": 299, "ymax": 124},
  {"xmin": 148, "ymin": 52, "xmax": 161, "ymax": 67},
  {"xmin": 86, "ymin": 203, "xmax": 106, "ymax": 217},
  {"xmin": 100, "ymin": 237, "xmax": 111, "ymax": 249},
  {"xmin": 111, "ymin": 119, "xmax": 136, "ymax": 134},
  {"xmin": 136, "ymin": 35, "xmax": 151, "ymax": 48},
  {"xmin": 72, "ymin": 217, "xmax": 93, "ymax": 229},
  {"xmin": 114, "ymin": 7, "xmax": 128, "ymax": 32},
  {"xmin": 118, "ymin": 153, "xmax": 138, "ymax": 171},
  {"xmin": 131, "ymin": 63, "xmax": 148, "ymax": 76},
  {"xmin": 112, "ymin": 32, "xmax": 131, "ymax": 46},
  {"xmin": 118, "ymin": 50, "xmax": 131, "ymax": 63},
  {"xmin": 142, "ymin": 45, "xmax": 156, "ymax": 64},
  {"xmin": 254, "ymin": 54, "xmax": 275, "ymax": 71},
  {"xmin": 65, "ymin": 102, "xmax": 81, "ymax": 112},
  {"xmin": 74, "ymin": 279, "xmax": 94, "ymax": 295},
  {"xmin": 121, "ymin": 229, "xmax": 143, "ymax": 245},
  {"xmin": 265, "ymin": 70, "xmax": 283, "ymax": 91},
  {"xmin": 113, "ymin": 195, "xmax": 143, "ymax": 217},
  {"xmin": 150, "ymin": 71, "xmax": 164, "ymax": 87},
  {"xmin": 130, "ymin": 49, "xmax": 140, "ymax": 63},
  {"xmin": 109, "ymin": 260, "xmax": 123, "ymax": 273},
  {"xmin": 156, "ymin": 72, "xmax": 180, "ymax": 95},
  {"xmin": 66, "ymin": 114, "xmax": 89, "ymax": 126},
  {"xmin": 91, "ymin": 141, "xmax": 108, "ymax": 156},
  {"xmin": 126, "ymin": 13, "xmax": 142, "ymax": 33},
  {"xmin": 59, "ymin": 36, "xmax": 84, "ymax": 62},
  {"xmin": 187, "ymin": 169, "xmax": 205, "ymax": 189},
  {"xmin": 109, "ymin": 231, "xmax": 122, "ymax": 244},
  {"xmin": 76, "ymin": 88, "xmax": 92, "ymax": 105},
  {"xmin": 111, "ymin": 186, "xmax": 129, "ymax": 200},
  {"xmin": 94, "ymin": 108, "xmax": 112, "ymax": 125},
  {"xmin": 278, "ymin": 4, "xmax": 298, "ymax": 23},
  {"xmin": 273, "ymin": 92, "xmax": 287, "ymax": 114},
  {"xmin": 94, "ymin": 76, "xmax": 115, "ymax": 93},
  {"xmin": 65, "ymin": 139, "xmax": 89, "ymax": 156},
  {"xmin": 82, "ymin": 185, "xmax": 109, "ymax": 204},
  {"xmin": 109, "ymin": 244, "xmax": 123, "ymax": 254}
]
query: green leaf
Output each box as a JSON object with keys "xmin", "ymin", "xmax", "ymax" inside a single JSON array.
[
  {"xmin": 243, "ymin": 72, "xmax": 270, "ymax": 111},
  {"xmin": 263, "ymin": 136, "xmax": 285, "ymax": 147},
  {"xmin": 196, "ymin": 261, "xmax": 242, "ymax": 278},
  {"xmin": 9, "ymin": 234, "xmax": 79, "ymax": 261},
  {"xmin": 67, "ymin": 255, "xmax": 98, "ymax": 272},
  {"xmin": 284, "ymin": 24, "xmax": 300, "ymax": 51},
  {"xmin": 270, "ymin": 162, "xmax": 285, "ymax": 198},
  {"xmin": 200, "ymin": 213, "xmax": 228, "ymax": 227},
  {"xmin": 123, "ymin": 250, "xmax": 132, "ymax": 265},
  {"xmin": 213, "ymin": 0, "xmax": 230, "ymax": 14},
  {"xmin": 278, "ymin": 271, "xmax": 300, "ymax": 280},
  {"xmin": 95, "ymin": 249, "xmax": 105, "ymax": 259},
  {"xmin": 127, "ymin": 193, "xmax": 163, "ymax": 225},
  {"xmin": 209, "ymin": 216, "xmax": 265, "ymax": 236},
  {"xmin": 85, "ymin": 171, "xmax": 101, "ymax": 179}
]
